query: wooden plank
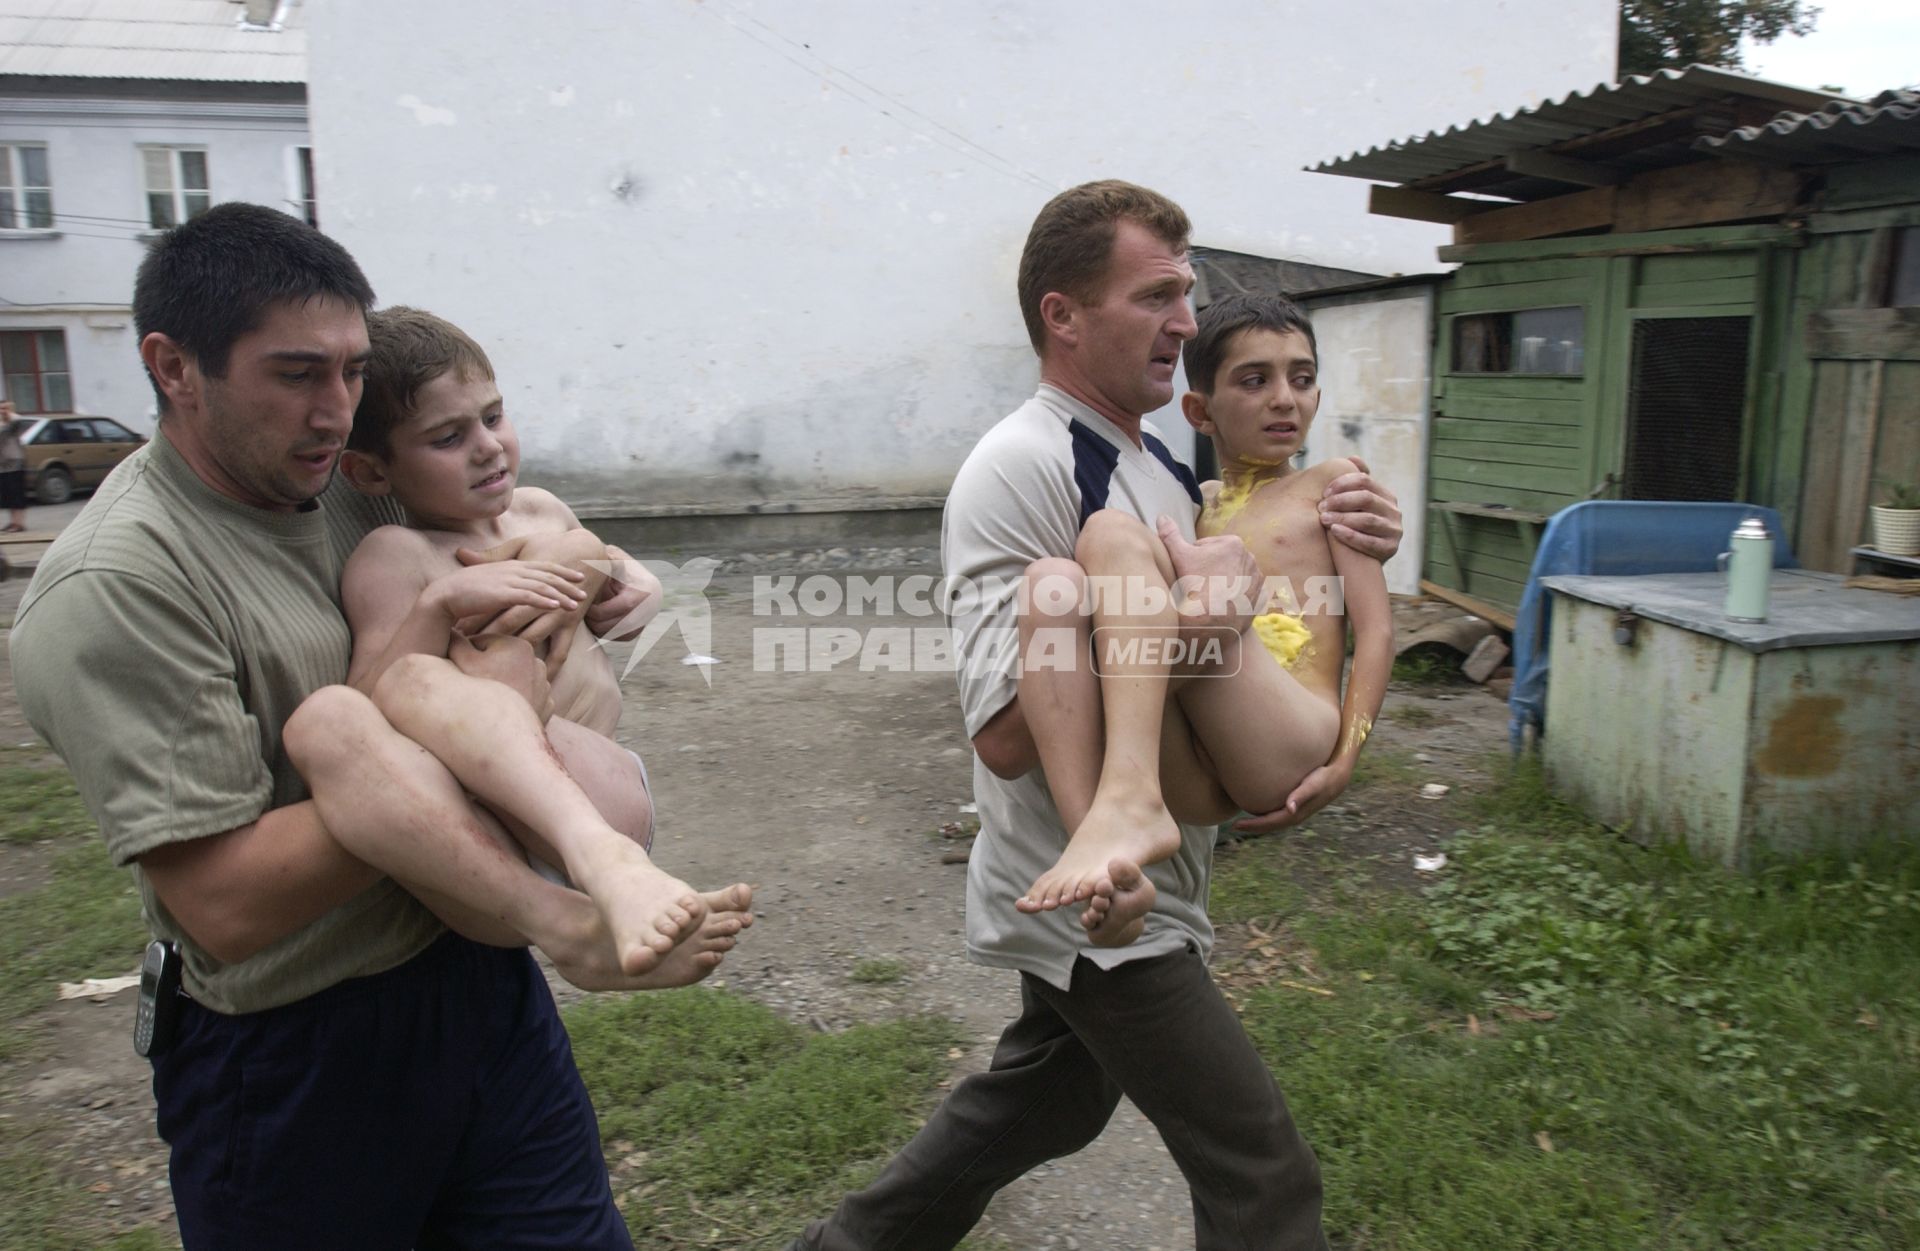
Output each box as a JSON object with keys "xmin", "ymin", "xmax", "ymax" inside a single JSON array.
[
  {"xmin": 1429, "ymin": 436, "xmax": 1584, "ymax": 470},
  {"xmin": 1428, "ymin": 499, "xmax": 1551, "ymax": 524},
  {"xmin": 1614, "ymin": 160, "xmax": 1806, "ymax": 235},
  {"xmin": 1819, "ymin": 152, "xmax": 1920, "ymax": 213},
  {"xmin": 1440, "ymin": 276, "xmax": 1594, "ymax": 315},
  {"xmin": 1797, "ymin": 362, "xmax": 1852, "ymax": 571},
  {"xmin": 1833, "ymin": 360, "xmax": 1885, "ymax": 556},
  {"xmin": 1448, "ymin": 256, "xmax": 1597, "ymax": 290},
  {"xmin": 1637, "ymin": 252, "xmax": 1759, "ymax": 285},
  {"xmin": 1804, "ymin": 308, "xmax": 1920, "ymax": 361},
  {"xmin": 1762, "ymin": 244, "xmax": 1812, "ymax": 543},
  {"xmin": 1438, "ymin": 374, "xmax": 1590, "ymax": 401},
  {"xmin": 1453, "ymin": 187, "xmax": 1616, "ymax": 247},
  {"xmin": 1632, "ymin": 277, "xmax": 1758, "ymax": 309},
  {"xmin": 1438, "ymin": 223, "xmax": 1797, "ymax": 265},
  {"xmin": 1503, "ymin": 148, "xmax": 1623, "ymax": 188},
  {"xmin": 1874, "ymin": 360, "xmax": 1920, "ymax": 510},
  {"xmin": 1432, "ymin": 394, "xmax": 1585, "ymax": 424},
  {"xmin": 1368, "ymin": 184, "xmax": 1501, "ymax": 225},
  {"xmin": 1807, "ymin": 203, "xmax": 1920, "ymax": 235},
  {"xmin": 1431, "ymin": 455, "xmax": 1585, "ymax": 498},
  {"xmin": 1424, "ymin": 546, "xmax": 1536, "ymax": 586},
  {"xmin": 1428, "ymin": 475, "xmax": 1577, "ymax": 514},
  {"xmin": 1418, "ymin": 578, "xmax": 1519, "ymax": 629}
]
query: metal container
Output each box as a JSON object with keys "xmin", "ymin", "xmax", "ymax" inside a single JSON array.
[{"xmin": 1721, "ymin": 516, "xmax": 1773, "ymax": 623}]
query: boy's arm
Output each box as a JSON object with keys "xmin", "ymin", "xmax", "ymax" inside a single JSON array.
[{"xmin": 343, "ymin": 527, "xmax": 586, "ymax": 693}]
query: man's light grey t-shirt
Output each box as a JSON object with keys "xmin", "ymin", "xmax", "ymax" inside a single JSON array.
[{"xmin": 942, "ymin": 383, "xmax": 1214, "ymax": 992}]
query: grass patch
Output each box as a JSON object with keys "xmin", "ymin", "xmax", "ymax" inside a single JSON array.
[
  {"xmin": 1349, "ymin": 747, "xmax": 1423, "ymax": 792},
  {"xmin": 1226, "ymin": 760, "xmax": 1920, "ymax": 1249},
  {"xmin": 1391, "ymin": 651, "xmax": 1469, "ymax": 687},
  {"xmin": 567, "ymin": 988, "xmax": 960, "ymax": 1248},
  {"xmin": 1388, "ymin": 703, "xmax": 1440, "ymax": 728},
  {"xmin": 0, "ymin": 749, "xmax": 94, "ymax": 845},
  {"xmin": 0, "ymin": 837, "xmax": 146, "ymax": 1061},
  {"xmin": 850, "ymin": 958, "xmax": 909, "ymax": 985},
  {"xmin": 0, "ymin": 1123, "xmax": 174, "ymax": 1251}
]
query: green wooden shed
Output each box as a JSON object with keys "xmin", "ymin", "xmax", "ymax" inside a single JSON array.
[{"xmin": 1312, "ymin": 66, "xmax": 1920, "ymax": 624}]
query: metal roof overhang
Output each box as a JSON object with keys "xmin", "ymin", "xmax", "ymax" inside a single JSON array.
[{"xmin": 1310, "ymin": 65, "xmax": 1853, "ymax": 203}]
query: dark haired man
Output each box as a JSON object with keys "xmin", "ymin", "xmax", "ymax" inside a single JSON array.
[
  {"xmin": 9, "ymin": 202, "xmax": 653, "ymax": 1249},
  {"xmin": 793, "ymin": 182, "xmax": 1401, "ymax": 1249}
]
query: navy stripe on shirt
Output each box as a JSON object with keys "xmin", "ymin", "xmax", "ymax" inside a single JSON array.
[
  {"xmin": 1143, "ymin": 431, "xmax": 1204, "ymax": 507},
  {"xmin": 1068, "ymin": 419, "xmax": 1122, "ymax": 529}
]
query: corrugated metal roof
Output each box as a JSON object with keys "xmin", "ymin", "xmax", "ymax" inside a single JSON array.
[
  {"xmin": 0, "ymin": 0, "xmax": 304, "ymax": 84},
  {"xmin": 1697, "ymin": 89, "xmax": 1920, "ymax": 164},
  {"xmin": 1310, "ymin": 64, "xmax": 1851, "ymax": 202}
]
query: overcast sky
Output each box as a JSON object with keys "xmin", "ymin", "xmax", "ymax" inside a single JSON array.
[{"xmin": 1739, "ymin": 0, "xmax": 1920, "ymax": 97}]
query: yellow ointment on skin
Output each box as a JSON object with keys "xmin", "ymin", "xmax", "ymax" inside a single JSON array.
[
  {"xmin": 1251, "ymin": 611, "xmax": 1312, "ymax": 670},
  {"xmin": 1202, "ymin": 464, "xmax": 1288, "ymax": 530},
  {"xmin": 1340, "ymin": 714, "xmax": 1372, "ymax": 758}
]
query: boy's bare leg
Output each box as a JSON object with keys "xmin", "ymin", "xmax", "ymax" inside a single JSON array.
[
  {"xmin": 1173, "ymin": 637, "xmax": 1341, "ymax": 818},
  {"xmin": 1014, "ymin": 558, "xmax": 1104, "ymax": 833},
  {"xmin": 524, "ymin": 717, "xmax": 757, "ymax": 988},
  {"xmin": 1019, "ymin": 508, "xmax": 1182, "ymax": 918},
  {"xmin": 285, "ymin": 685, "xmax": 674, "ymax": 989},
  {"xmin": 372, "ymin": 646, "xmax": 704, "ymax": 976}
]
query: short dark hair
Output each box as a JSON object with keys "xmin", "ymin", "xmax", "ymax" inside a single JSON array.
[
  {"xmin": 133, "ymin": 202, "xmax": 375, "ymax": 412},
  {"xmin": 1183, "ymin": 293, "xmax": 1318, "ymax": 395},
  {"xmin": 350, "ymin": 306, "xmax": 496, "ymax": 456},
  {"xmin": 1016, "ymin": 180, "xmax": 1191, "ymax": 354}
]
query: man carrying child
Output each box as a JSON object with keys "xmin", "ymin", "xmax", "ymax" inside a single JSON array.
[
  {"xmin": 793, "ymin": 181, "xmax": 1402, "ymax": 1250},
  {"xmin": 10, "ymin": 202, "xmax": 741, "ymax": 1249}
]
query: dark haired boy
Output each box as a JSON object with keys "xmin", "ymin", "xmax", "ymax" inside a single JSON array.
[
  {"xmin": 1016, "ymin": 292, "xmax": 1393, "ymax": 943},
  {"xmin": 10, "ymin": 202, "xmax": 665, "ymax": 1249}
]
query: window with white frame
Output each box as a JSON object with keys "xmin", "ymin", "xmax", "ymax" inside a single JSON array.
[
  {"xmin": 296, "ymin": 146, "xmax": 317, "ymax": 226},
  {"xmin": 0, "ymin": 144, "xmax": 54, "ymax": 230},
  {"xmin": 1, "ymin": 330, "xmax": 74, "ymax": 413},
  {"xmin": 141, "ymin": 147, "xmax": 211, "ymax": 229}
]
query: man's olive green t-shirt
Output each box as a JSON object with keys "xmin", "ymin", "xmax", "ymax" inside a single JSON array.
[{"xmin": 9, "ymin": 435, "xmax": 439, "ymax": 1013}]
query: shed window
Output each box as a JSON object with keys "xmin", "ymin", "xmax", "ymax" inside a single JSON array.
[
  {"xmin": 1890, "ymin": 226, "xmax": 1920, "ymax": 307},
  {"xmin": 1452, "ymin": 307, "xmax": 1585, "ymax": 375}
]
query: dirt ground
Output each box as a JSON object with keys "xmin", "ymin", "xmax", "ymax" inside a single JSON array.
[{"xmin": 0, "ymin": 545, "xmax": 1510, "ymax": 1250}]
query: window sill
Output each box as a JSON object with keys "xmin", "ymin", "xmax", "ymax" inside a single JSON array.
[{"xmin": 0, "ymin": 230, "xmax": 61, "ymax": 241}]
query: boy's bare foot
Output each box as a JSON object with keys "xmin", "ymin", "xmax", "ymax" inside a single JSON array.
[
  {"xmin": 1016, "ymin": 790, "xmax": 1179, "ymax": 914},
  {"xmin": 1080, "ymin": 857, "xmax": 1154, "ymax": 947},
  {"xmin": 574, "ymin": 840, "xmax": 707, "ymax": 975},
  {"xmin": 629, "ymin": 883, "xmax": 755, "ymax": 989}
]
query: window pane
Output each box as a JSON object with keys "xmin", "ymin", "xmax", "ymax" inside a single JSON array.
[
  {"xmin": 0, "ymin": 334, "xmax": 29, "ymax": 373},
  {"xmin": 43, "ymin": 375, "xmax": 72, "ymax": 412},
  {"xmin": 179, "ymin": 150, "xmax": 208, "ymax": 190},
  {"xmin": 148, "ymin": 193, "xmax": 175, "ymax": 229},
  {"xmin": 25, "ymin": 189, "xmax": 52, "ymax": 229},
  {"xmin": 0, "ymin": 190, "xmax": 15, "ymax": 231},
  {"xmin": 20, "ymin": 146, "xmax": 48, "ymax": 187},
  {"xmin": 0, "ymin": 149, "xmax": 12, "ymax": 189},
  {"xmin": 1451, "ymin": 307, "xmax": 1584, "ymax": 375},
  {"xmin": 142, "ymin": 148, "xmax": 173, "ymax": 193},
  {"xmin": 183, "ymin": 192, "xmax": 211, "ymax": 220},
  {"xmin": 5, "ymin": 376, "xmax": 35, "ymax": 410},
  {"xmin": 92, "ymin": 420, "xmax": 134, "ymax": 440},
  {"xmin": 37, "ymin": 331, "xmax": 66, "ymax": 371}
]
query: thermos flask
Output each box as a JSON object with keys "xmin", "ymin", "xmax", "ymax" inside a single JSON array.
[{"xmin": 1721, "ymin": 516, "xmax": 1773, "ymax": 623}]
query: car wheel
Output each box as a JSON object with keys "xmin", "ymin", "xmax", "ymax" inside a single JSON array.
[{"xmin": 35, "ymin": 465, "xmax": 73, "ymax": 506}]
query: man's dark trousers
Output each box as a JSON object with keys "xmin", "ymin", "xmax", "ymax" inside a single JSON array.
[
  {"xmin": 153, "ymin": 933, "xmax": 632, "ymax": 1250},
  {"xmin": 797, "ymin": 944, "xmax": 1328, "ymax": 1251}
]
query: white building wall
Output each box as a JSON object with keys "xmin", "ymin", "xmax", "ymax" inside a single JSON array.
[
  {"xmin": 1301, "ymin": 287, "xmax": 1436, "ymax": 597},
  {"xmin": 307, "ymin": 1, "xmax": 1615, "ymax": 513},
  {"xmin": 0, "ymin": 96, "xmax": 310, "ymax": 430}
]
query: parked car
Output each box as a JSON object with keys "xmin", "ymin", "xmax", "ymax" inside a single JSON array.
[{"xmin": 20, "ymin": 416, "xmax": 148, "ymax": 504}]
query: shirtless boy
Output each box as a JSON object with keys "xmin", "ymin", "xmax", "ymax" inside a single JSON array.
[
  {"xmin": 314, "ymin": 305, "xmax": 750, "ymax": 984},
  {"xmin": 1016, "ymin": 292, "xmax": 1392, "ymax": 940}
]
